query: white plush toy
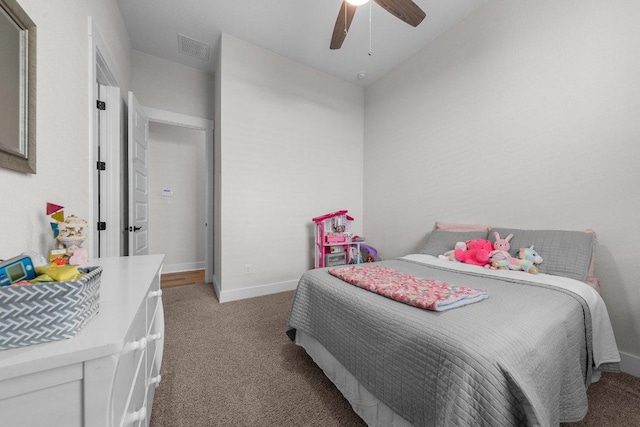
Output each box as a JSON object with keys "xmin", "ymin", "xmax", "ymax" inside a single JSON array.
[{"xmin": 439, "ymin": 241, "xmax": 467, "ymax": 261}]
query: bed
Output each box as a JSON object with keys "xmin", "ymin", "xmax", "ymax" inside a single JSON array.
[{"xmin": 286, "ymin": 224, "xmax": 620, "ymax": 426}]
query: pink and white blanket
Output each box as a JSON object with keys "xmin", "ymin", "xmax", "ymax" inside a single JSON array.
[{"xmin": 329, "ymin": 265, "xmax": 488, "ymax": 311}]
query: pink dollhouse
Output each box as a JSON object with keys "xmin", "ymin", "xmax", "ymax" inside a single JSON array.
[{"xmin": 312, "ymin": 210, "xmax": 362, "ymax": 268}]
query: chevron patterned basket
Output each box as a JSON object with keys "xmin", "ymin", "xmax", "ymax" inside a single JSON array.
[{"xmin": 0, "ymin": 266, "xmax": 102, "ymax": 350}]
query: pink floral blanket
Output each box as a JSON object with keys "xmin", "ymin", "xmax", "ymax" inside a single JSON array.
[{"xmin": 328, "ymin": 265, "xmax": 488, "ymax": 311}]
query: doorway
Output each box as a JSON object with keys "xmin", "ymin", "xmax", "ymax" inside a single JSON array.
[
  {"xmin": 148, "ymin": 122, "xmax": 206, "ymax": 273},
  {"xmin": 90, "ymin": 19, "xmax": 214, "ymax": 282},
  {"xmin": 141, "ymin": 107, "xmax": 214, "ymax": 282}
]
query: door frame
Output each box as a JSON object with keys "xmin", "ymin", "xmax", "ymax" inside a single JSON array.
[
  {"xmin": 89, "ymin": 17, "xmax": 125, "ymax": 259},
  {"xmin": 141, "ymin": 107, "xmax": 214, "ymax": 283}
]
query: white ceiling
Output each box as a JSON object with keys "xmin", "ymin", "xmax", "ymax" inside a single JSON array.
[{"xmin": 116, "ymin": 0, "xmax": 486, "ymax": 87}]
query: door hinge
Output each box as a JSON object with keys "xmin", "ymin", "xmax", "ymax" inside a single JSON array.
[
  {"xmin": 97, "ymin": 222, "xmax": 107, "ymax": 231},
  {"xmin": 97, "ymin": 161, "xmax": 106, "ymax": 171},
  {"xmin": 96, "ymin": 100, "xmax": 106, "ymax": 110}
]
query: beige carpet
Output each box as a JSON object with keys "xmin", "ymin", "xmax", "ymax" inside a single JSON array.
[{"xmin": 150, "ymin": 283, "xmax": 640, "ymax": 427}]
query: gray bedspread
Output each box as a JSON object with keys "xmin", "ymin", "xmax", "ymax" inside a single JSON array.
[{"xmin": 287, "ymin": 258, "xmax": 593, "ymax": 427}]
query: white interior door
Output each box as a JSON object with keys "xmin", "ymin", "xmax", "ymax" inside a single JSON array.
[{"xmin": 128, "ymin": 91, "xmax": 150, "ymax": 256}]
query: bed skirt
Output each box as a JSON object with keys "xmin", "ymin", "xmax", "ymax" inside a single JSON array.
[{"xmin": 295, "ymin": 330, "xmax": 412, "ymax": 427}]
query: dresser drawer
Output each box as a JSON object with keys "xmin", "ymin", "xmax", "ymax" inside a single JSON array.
[
  {"xmin": 0, "ymin": 364, "xmax": 83, "ymax": 427},
  {"xmin": 110, "ymin": 303, "xmax": 147, "ymax": 427},
  {"xmin": 146, "ymin": 287, "xmax": 162, "ymax": 332},
  {"xmin": 145, "ymin": 376, "xmax": 161, "ymax": 427},
  {"xmin": 146, "ymin": 329, "xmax": 162, "ymax": 379},
  {"xmin": 147, "ymin": 290, "xmax": 164, "ymax": 377},
  {"xmin": 121, "ymin": 358, "xmax": 148, "ymax": 427}
]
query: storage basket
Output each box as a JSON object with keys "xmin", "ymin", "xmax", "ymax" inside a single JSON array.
[{"xmin": 0, "ymin": 266, "xmax": 102, "ymax": 350}]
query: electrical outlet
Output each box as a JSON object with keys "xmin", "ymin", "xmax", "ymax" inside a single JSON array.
[{"xmin": 244, "ymin": 264, "xmax": 252, "ymax": 275}]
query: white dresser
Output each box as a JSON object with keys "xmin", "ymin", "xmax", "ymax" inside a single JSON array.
[{"xmin": 0, "ymin": 255, "xmax": 165, "ymax": 427}]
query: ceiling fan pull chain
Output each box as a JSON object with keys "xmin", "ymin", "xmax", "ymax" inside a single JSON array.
[
  {"xmin": 368, "ymin": 0, "xmax": 373, "ymax": 56},
  {"xmin": 344, "ymin": 1, "xmax": 348, "ymax": 35}
]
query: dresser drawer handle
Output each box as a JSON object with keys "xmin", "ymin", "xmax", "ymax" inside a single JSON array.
[
  {"xmin": 125, "ymin": 406, "xmax": 147, "ymax": 424},
  {"xmin": 148, "ymin": 374, "xmax": 162, "ymax": 388},
  {"xmin": 148, "ymin": 332, "xmax": 163, "ymax": 342},
  {"xmin": 126, "ymin": 337, "xmax": 147, "ymax": 353},
  {"xmin": 147, "ymin": 289, "xmax": 163, "ymax": 299}
]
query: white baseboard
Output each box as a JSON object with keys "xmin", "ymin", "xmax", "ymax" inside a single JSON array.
[
  {"xmin": 619, "ymin": 351, "xmax": 640, "ymax": 377},
  {"xmin": 162, "ymin": 262, "xmax": 205, "ymax": 274},
  {"xmin": 217, "ymin": 279, "xmax": 298, "ymax": 303},
  {"xmin": 212, "ymin": 275, "xmax": 222, "ymax": 302}
]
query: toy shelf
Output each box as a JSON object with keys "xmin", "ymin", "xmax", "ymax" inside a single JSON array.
[{"xmin": 312, "ymin": 210, "xmax": 363, "ymax": 269}]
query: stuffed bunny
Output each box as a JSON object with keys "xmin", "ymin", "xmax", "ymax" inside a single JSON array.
[{"xmin": 488, "ymin": 232, "xmax": 514, "ymax": 266}]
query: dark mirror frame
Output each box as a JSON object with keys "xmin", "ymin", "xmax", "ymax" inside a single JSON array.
[{"xmin": 0, "ymin": 0, "xmax": 36, "ymax": 174}]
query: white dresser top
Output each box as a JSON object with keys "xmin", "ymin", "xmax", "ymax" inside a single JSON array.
[{"xmin": 0, "ymin": 254, "xmax": 165, "ymax": 381}]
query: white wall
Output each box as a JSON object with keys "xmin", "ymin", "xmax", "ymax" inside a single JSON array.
[
  {"xmin": 132, "ymin": 50, "xmax": 214, "ymax": 120},
  {"xmin": 148, "ymin": 123, "xmax": 205, "ymax": 270},
  {"xmin": 364, "ymin": 0, "xmax": 640, "ymax": 364},
  {"xmin": 217, "ymin": 34, "xmax": 364, "ymax": 299},
  {"xmin": 0, "ymin": 0, "xmax": 131, "ymax": 259}
]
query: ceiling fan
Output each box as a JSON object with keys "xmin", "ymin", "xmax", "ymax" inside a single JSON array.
[{"xmin": 330, "ymin": 0, "xmax": 426, "ymax": 50}]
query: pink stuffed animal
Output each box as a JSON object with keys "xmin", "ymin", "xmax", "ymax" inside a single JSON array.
[
  {"xmin": 455, "ymin": 238, "xmax": 493, "ymax": 266},
  {"xmin": 488, "ymin": 232, "xmax": 514, "ymax": 266}
]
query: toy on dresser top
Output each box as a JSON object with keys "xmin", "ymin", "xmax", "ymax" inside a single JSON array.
[
  {"xmin": 0, "ymin": 255, "xmax": 37, "ymax": 287},
  {"xmin": 0, "ymin": 253, "xmax": 85, "ymax": 287},
  {"xmin": 47, "ymin": 202, "xmax": 89, "ymax": 266}
]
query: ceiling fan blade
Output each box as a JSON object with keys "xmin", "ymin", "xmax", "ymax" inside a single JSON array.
[
  {"xmin": 330, "ymin": 1, "xmax": 358, "ymax": 50},
  {"xmin": 374, "ymin": 0, "xmax": 426, "ymax": 27}
]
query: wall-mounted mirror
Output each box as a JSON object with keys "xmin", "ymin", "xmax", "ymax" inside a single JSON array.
[{"xmin": 0, "ymin": 0, "xmax": 36, "ymax": 174}]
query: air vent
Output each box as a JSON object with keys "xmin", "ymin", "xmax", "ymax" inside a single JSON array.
[{"xmin": 177, "ymin": 33, "xmax": 210, "ymax": 61}]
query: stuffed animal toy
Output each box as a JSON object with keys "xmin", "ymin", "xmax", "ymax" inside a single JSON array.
[
  {"xmin": 438, "ymin": 241, "xmax": 466, "ymax": 262},
  {"xmin": 489, "ymin": 233, "xmax": 543, "ymax": 274},
  {"xmin": 515, "ymin": 246, "xmax": 543, "ymax": 274},
  {"xmin": 455, "ymin": 238, "xmax": 493, "ymax": 266},
  {"xmin": 488, "ymin": 232, "xmax": 514, "ymax": 268}
]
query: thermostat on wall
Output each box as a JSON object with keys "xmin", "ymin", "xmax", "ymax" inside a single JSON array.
[{"xmin": 162, "ymin": 189, "xmax": 173, "ymax": 205}]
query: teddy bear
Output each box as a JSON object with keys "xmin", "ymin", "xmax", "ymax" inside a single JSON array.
[{"xmin": 454, "ymin": 238, "xmax": 493, "ymax": 266}]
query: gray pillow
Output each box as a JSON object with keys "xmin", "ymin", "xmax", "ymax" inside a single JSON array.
[
  {"xmin": 420, "ymin": 230, "xmax": 489, "ymax": 256},
  {"xmin": 489, "ymin": 228, "xmax": 594, "ymax": 281}
]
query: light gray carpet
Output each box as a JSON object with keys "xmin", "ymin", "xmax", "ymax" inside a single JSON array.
[{"xmin": 150, "ymin": 283, "xmax": 640, "ymax": 427}]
